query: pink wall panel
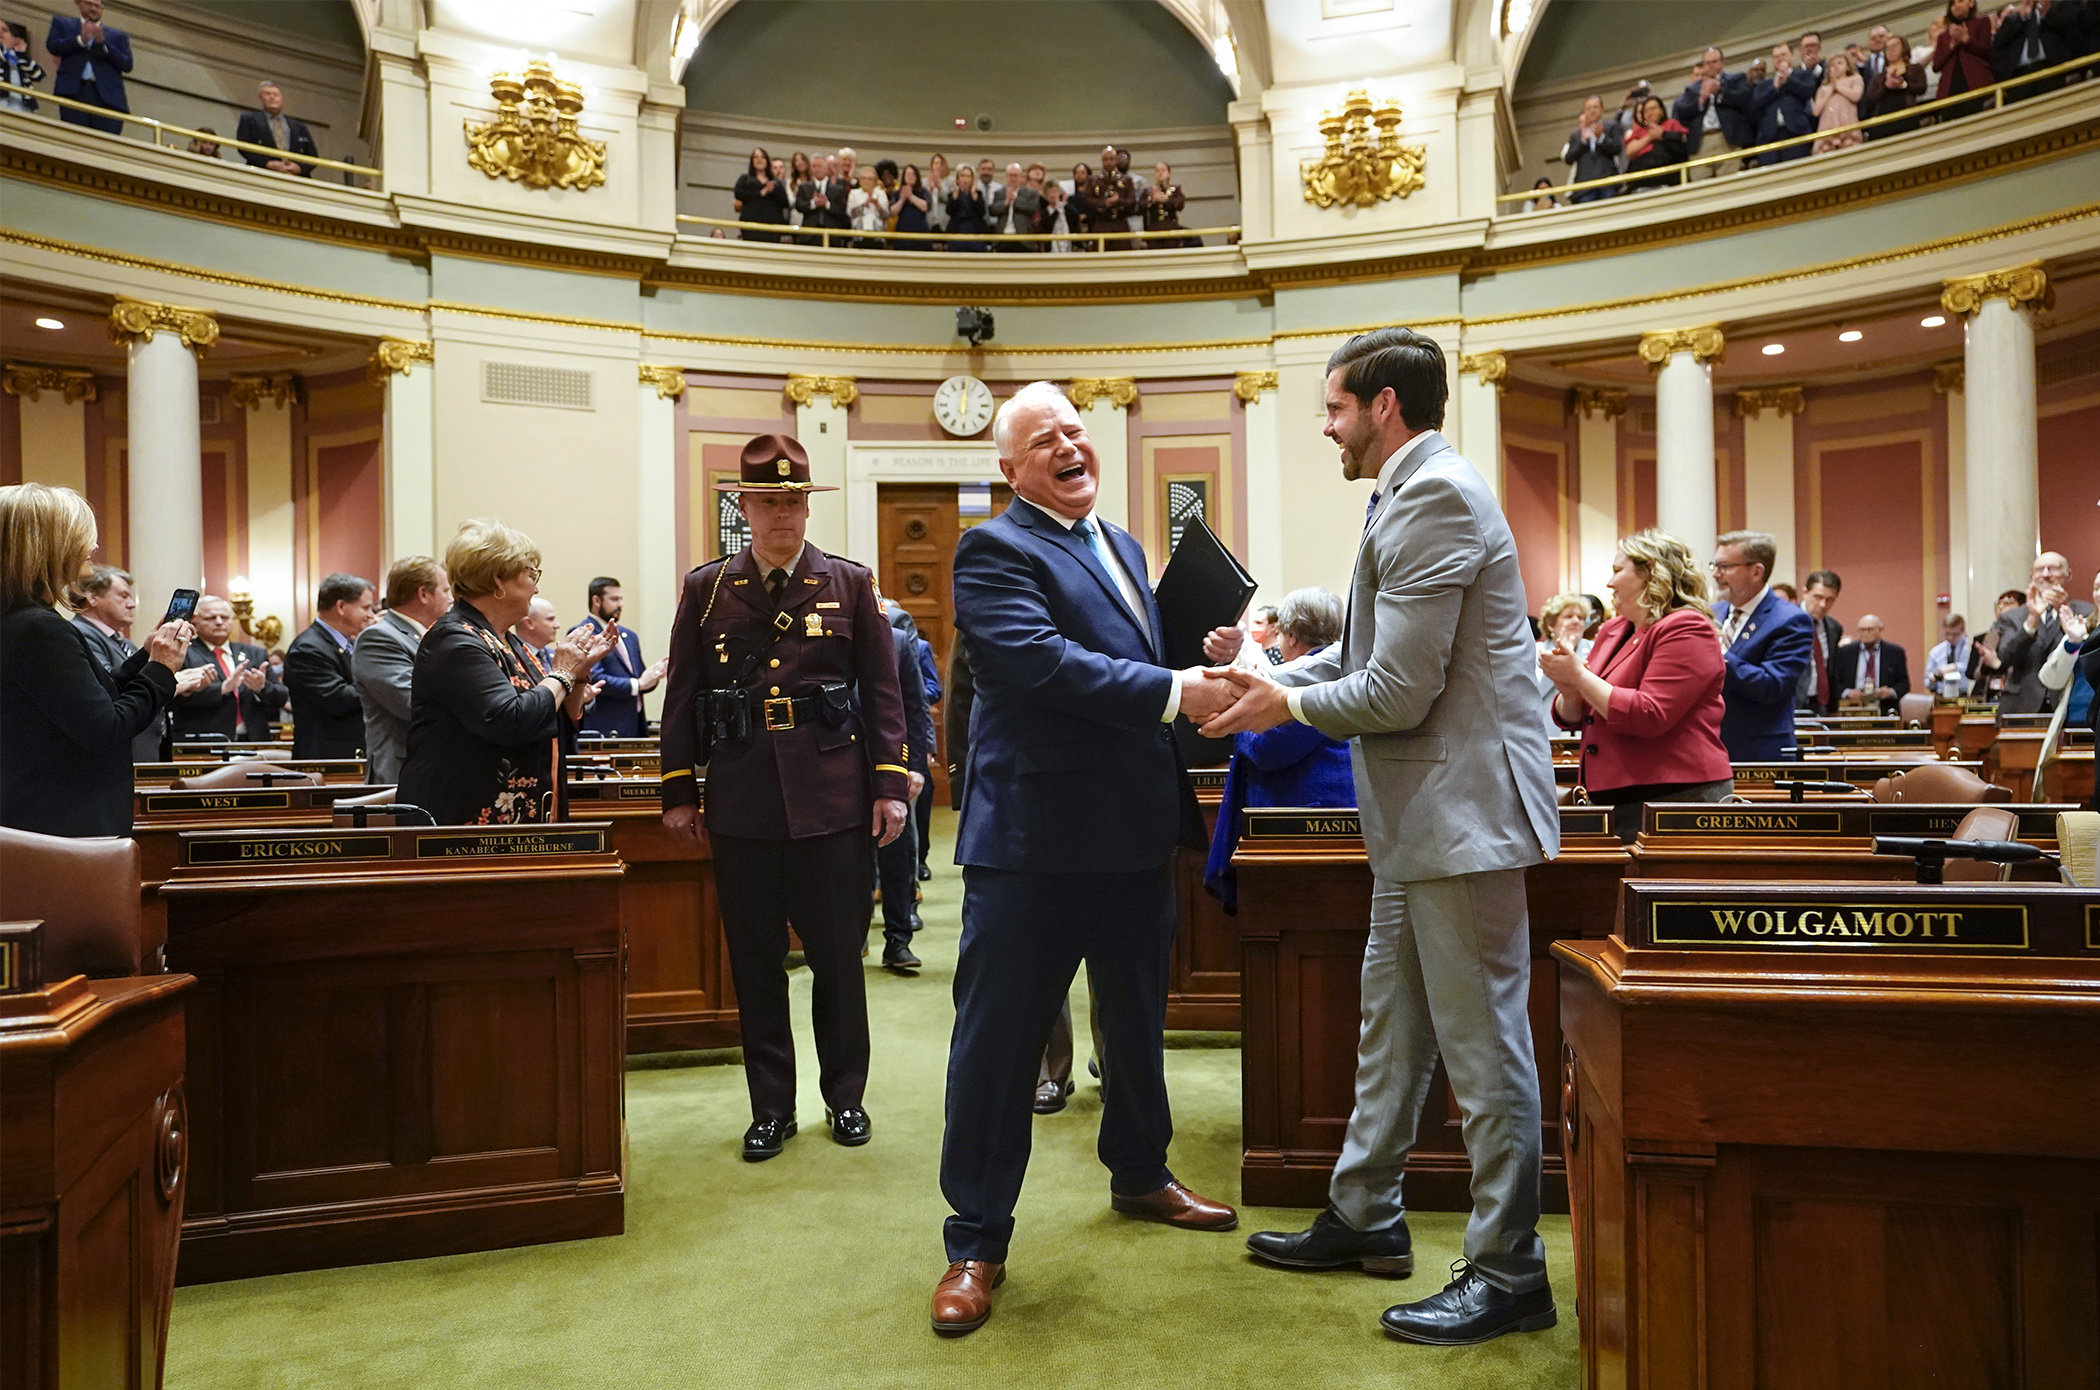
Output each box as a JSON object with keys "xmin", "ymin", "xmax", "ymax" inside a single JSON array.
[
  {"xmin": 1817, "ymin": 439, "xmax": 1928, "ymax": 658},
  {"xmin": 314, "ymin": 438, "xmax": 384, "ymax": 588},
  {"xmin": 1503, "ymin": 441, "xmax": 1564, "ymax": 617}
]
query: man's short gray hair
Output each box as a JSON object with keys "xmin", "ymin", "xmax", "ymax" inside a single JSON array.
[
  {"xmin": 1716, "ymin": 529, "xmax": 1777, "ymax": 579},
  {"xmin": 1272, "ymin": 586, "xmax": 1344, "ymax": 650},
  {"xmin": 992, "ymin": 380, "xmax": 1070, "ymax": 459}
]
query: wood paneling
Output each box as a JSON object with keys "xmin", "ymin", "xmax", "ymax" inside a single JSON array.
[{"xmin": 1810, "ymin": 435, "xmax": 1931, "ymax": 658}]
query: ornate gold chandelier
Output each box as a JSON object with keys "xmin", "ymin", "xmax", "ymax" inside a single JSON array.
[
  {"xmin": 465, "ymin": 58, "xmax": 606, "ymax": 192},
  {"xmin": 1302, "ymin": 90, "xmax": 1426, "ymax": 209}
]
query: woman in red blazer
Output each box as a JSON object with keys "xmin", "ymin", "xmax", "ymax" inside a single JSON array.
[
  {"xmin": 1541, "ymin": 529, "xmax": 1734, "ymax": 842},
  {"xmin": 1930, "ymin": 0, "xmax": 1995, "ymax": 109}
]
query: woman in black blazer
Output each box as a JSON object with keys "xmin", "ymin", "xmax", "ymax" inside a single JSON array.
[
  {"xmin": 397, "ymin": 519, "xmax": 610, "ymax": 826},
  {"xmin": 946, "ymin": 164, "xmax": 987, "ymax": 252},
  {"xmin": 732, "ymin": 145, "xmax": 789, "ymax": 243},
  {"xmin": 0, "ymin": 483, "xmax": 189, "ymax": 836}
]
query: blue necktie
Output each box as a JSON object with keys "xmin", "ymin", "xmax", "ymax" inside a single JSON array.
[
  {"xmin": 1365, "ymin": 490, "xmax": 1382, "ymax": 530},
  {"xmin": 1073, "ymin": 518, "xmax": 1141, "ymax": 625}
]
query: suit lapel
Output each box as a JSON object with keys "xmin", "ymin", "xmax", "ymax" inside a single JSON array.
[
  {"xmin": 1592, "ymin": 623, "xmax": 1641, "ymax": 681},
  {"xmin": 1013, "ymin": 502, "xmax": 1150, "ymax": 651},
  {"xmin": 1103, "ymin": 521, "xmax": 1161, "ymax": 660}
]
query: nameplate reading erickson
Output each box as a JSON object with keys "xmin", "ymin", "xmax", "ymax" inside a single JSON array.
[
  {"xmin": 415, "ymin": 829, "xmax": 607, "ymax": 858},
  {"xmin": 1649, "ymin": 900, "xmax": 2029, "ymax": 950},
  {"xmin": 1650, "ymin": 809, "xmax": 1846, "ymax": 835},
  {"xmin": 187, "ymin": 834, "xmax": 393, "ymax": 865}
]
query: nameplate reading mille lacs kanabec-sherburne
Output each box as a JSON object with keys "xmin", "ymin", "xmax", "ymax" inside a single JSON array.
[
  {"xmin": 187, "ymin": 834, "xmax": 393, "ymax": 865},
  {"xmin": 143, "ymin": 790, "xmax": 294, "ymax": 813},
  {"xmin": 1650, "ymin": 808, "xmax": 1846, "ymax": 835},
  {"xmin": 1649, "ymin": 900, "xmax": 2030, "ymax": 950},
  {"xmin": 1242, "ymin": 812, "xmax": 1361, "ymax": 839},
  {"xmin": 414, "ymin": 829, "xmax": 607, "ymax": 858}
]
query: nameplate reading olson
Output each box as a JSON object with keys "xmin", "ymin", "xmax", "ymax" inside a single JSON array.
[
  {"xmin": 187, "ymin": 834, "xmax": 393, "ymax": 865},
  {"xmin": 143, "ymin": 791, "xmax": 294, "ymax": 813},
  {"xmin": 1649, "ymin": 901, "xmax": 2029, "ymax": 950},
  {"xmin": 1244, "ymin": 811, "xmax": 1361, "ymax": 839},
  {"xmin": 414, "ymin": 830, "xmax": 607, "ymax": 858},
  {"xmin": 1651, "ymin": 808, "xmax": 1846, "ymax": 835}
]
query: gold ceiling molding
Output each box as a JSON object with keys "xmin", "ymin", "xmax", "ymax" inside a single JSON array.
[
  {"xmin": 643, "ymin": 326, "xmax": 1274, "ymax": 356},
  {"xmin": 227, "ymin": 372, "xmax": 298, "ymax": 410},
  {"xmin": 1, "ymin": 363, "xmax": 98, "ymax": 404},
  {"xmin": 367, "ymin": 338, "xmax": 434, "ymax": 383},
  {"xmin": 0, "ymin": 227, "xmax": 427, "ymax": 316},
  {"xmin": 1459, "ymin": 351, "xmax": 1510, "ymax": 389},
  {"xmin": 639, "ymin": 364, "xmax": 686, "ymax": 400},
  {"xmin": 1302, "ymin": 90, "xmax": 1427, "ymax": 209},
  {"xmin": 1068, "ymin": 377, "xmax": 1139, "ymax": 409},
  {"xmin": 1733, "ymin": 385, "xmax": 1805, "ymax": 418},
  {"xmin": 1232, "ymin": 370, "xmax": 1279, "ymax": 403},
  {"xmin": 427, "ymin": 299, "xmax": 643, "ymax": 335},
  {"xmin": 1568, "ymin": 386, "xmax": 1629, "ymax": 420},
  {"xmin": 783, "ymin": 374, "xmax": 858, "ymax": 407},
  {"xmin": 1637, "ymin": 326, "xmax": 1726, "ymax": 368},
  {"xmin": 644, "ymin": 263, "xmax": 1270, "ymax": 307},
  {"xmin": 1932, "ymin": 361, "xmax": 1966, "ymax": 394},
  {"xmin": 1940, "ymin": 263, "xmax": 2054, "ymax": 316},
  {"xmin": 1272, "ymin": 316, "xmax": 1462, "ymax": 342},
  {"xmin": 108, "ymin": 297, "xmax": 219, "ymax": 356},
  {"xmin": 466, "ymin": 59, "xmax": 606, "ymax": 193}
]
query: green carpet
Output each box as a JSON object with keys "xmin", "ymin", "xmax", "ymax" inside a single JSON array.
[{"xmin": 167, "ymin": 809, "xmax": 1578, "ymax": 1389}]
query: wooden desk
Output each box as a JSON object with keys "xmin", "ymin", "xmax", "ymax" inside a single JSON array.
[
  {"xmin": 1558, "ymin": 881, "xmax": 2100, "ymax": 1389},
  {"xmin": 1237, "ymin": 804, "xmax": 1625, "ymax": 1211},
  {"xmin": 1627, "ymin": 801, "xmax": 2073, "ymax": 883},
  {"xmin": 2045, "ymin": 748, "xmax": 2095, "ymax": 805},
  {"xmin": 1725, "ymin": 759, "xmax": 1981, "ymax": 800},
  {"xmin": 2, "ymin": 972, "xmax": 193, "ymax": 1390},
  {"xmin": 160, "ymin": 824, "xmax": 625, "ymax": 1283},
  {"xmin": 565, "ymin": 776, "xmax": 738, "ymax": 1053},
  {"xmin": 1792, "ymin": 729, "xmax": 1934, "ymax": 753},
  {"xmin": 1167, "ymin": 766, "xmax": 1238, "ymax": 1031}
]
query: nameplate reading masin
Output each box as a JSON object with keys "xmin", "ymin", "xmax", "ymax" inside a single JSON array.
[{"xmin": 1650, "ymin": 900, "xmax": 2030, "ymax": 950}]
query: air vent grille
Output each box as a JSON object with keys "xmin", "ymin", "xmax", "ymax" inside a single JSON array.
[
  {"xmin": 481, "ymin": 361, "xmax": 594, "ymax": 411},
  {"xmin": 198, "ymin": 393, "xmax": 222, "ymax": 425}
]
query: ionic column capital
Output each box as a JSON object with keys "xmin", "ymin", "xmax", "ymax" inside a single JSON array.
[
  {"xmin": 785, "ymin": 374, "xmax": 857, "ymax": 407},
  {"xmin": 108, "ymin": 298, "xmax": 219, "ymax": 357},
  {"xmin": 367, "ymin": 338, "xmax": 434, "ymax": 384},
  {"xmin": 639, "ymin": 364, "xmax": 686, "ymax": 401},
  {"xmin": 1458, "ymin": 351, "xmax": 1509, "ymax": 390},
  {"xmin": 1568, "ymin": 386, "xmax": 1629, "ymax": 420},
  {"xmin": 1637, "ymin": 325, "xmax": 1725, "ymax": 368},
  {"xmin": 1, "ymin": 362, "xmax": 98, "ymax": 404},
  {"xmin": 228, "ymin": 373, "xmax": 299, "ymax": 411},
  {"xmin": 1931, "ymin": 361, "xmax": 1965, "ymax": 395},
  {"xmin": 1069, "ymin": 377, "xmax": 1138, "ymax": 410},
  {"xmin": 1732, "ymin": 385, "xmax": 1804, "ymax": 419},
  {"xmin": 1232, "ymin": 370, "xmax": 1279, "ymax": 403},
  {"xmin": 1940, "ymin": 263, "xmax": 2052, "ymax": 318}
]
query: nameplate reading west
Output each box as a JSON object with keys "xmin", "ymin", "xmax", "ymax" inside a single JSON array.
[
  {"xmin": 1243, "ymin": 811, "xmax": 1361, "ymax": 839},
  {"xmin": 143, "ymin": 791, "xmax": 293, "ymax": 813},
  {"xmin": 415, "ymin": 829, "xmax": 607, "ymax": 858},
  {"xmin": 1650, "ymin": 809, "xmax": 1846, "ymax": 835},
  {"xmin": 188, "ymin": 834, "xmax": 393, "ymax": 865},
  {"xmin": 1649, "ymin": 900, "xmax": 2029, "ymax": 950}
]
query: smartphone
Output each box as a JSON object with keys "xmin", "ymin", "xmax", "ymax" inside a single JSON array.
[{"xmin": 162, "ymin": 588, "xmax": 199, "ymax": 624}]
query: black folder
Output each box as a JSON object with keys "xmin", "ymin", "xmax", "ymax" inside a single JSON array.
[{"xmin": 1152, "ymin": 515, "xmax": 1258, "ymax": 670}]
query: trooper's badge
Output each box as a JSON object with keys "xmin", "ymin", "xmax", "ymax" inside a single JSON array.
[
  {"xmin": 776, "ymin": 458, "xmax": 791, "ymax": 477},
  {"xmin": 805, "ymin": 612, "xmax": 825, "ymax": 638}
]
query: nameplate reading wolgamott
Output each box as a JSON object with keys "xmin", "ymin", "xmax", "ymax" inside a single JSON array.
[
  {"xmin": 187, "ymin": 834, "xmax": 393, "ymax": 865},
  {"xmin": 1650, "ymin": 809, "xmax": 1846, "ymax": 835},
  {"xmin": 1649, "ymin": 900, "xmax": 2029, "ymax": 950},
  {"xmin": 415, "ymin": 829, "xmax": 607, "ymax": 858}
]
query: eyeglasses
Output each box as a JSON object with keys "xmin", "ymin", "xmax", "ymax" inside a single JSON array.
[
  {"xmin": 1708, "ymin": 560, "xmax": 1746, "ymax": 573},
  {"xmin": 522, "ymin": 566, "xmax": 542, "ymax": 583}
]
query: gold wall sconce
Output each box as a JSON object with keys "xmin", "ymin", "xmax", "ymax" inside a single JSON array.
[
  {"xmin": 1302, "ymin": 90, "xmax": 1426, "ymax": 209},
  {"xmin": 227, "ymin": 579, "xmax": 283, "ymax": 650},
  {"xmin": 465, "ymin": 58, "xmax": 606, "ymax": 192}
]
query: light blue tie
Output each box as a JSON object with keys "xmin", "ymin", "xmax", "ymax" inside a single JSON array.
[{"xmin": 1073, "ymin": 518, "xmax": 1140, "ymax": 622}]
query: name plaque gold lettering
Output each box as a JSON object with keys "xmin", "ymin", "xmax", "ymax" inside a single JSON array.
[
  {"xmin": 1728, "ymin": 765, "xmax": 1799, "ymax": 783},
  {"xmin": 617, "ymin": 784, "xmax": 659, "ymax": 800},
  {"xmin": 1649, "ymin": 900, "xmax": 2029, "ymax": 950},
  {"xmin": 188, "ymin": 834, "xmax": 392, "ymax": 865},
  {"xmin": 1651, "ymin": 809, "xmax": 1846, "ymax": 835},
  {"xmin": 143, "ymin": 791, "xmax": 293, "ymax": 814},
  {"xmin": 1187, "ymin": 768, "xmax": 1228, "ymax": 792},
  {"xmin": 414, "ymin": 829, "xmax": 607, "ymax": 858},
  {"xmin": 1869, "ymin": 808, "xmax": 2059, "ymax": 839},
  {"xmin": 1244, "ymin": 811, "xmax": 1361, "ymax": 839}
]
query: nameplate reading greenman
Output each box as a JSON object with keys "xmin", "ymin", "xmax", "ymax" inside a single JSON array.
[
  {"xmin": 414, "ymin": 829, "xmax": 608, "ymax": 858},
  {"xmin": 1650, "ymin": 808, "xmax": 1846, "ymax": 835},
  {"xmin": 1649, "ymin": 900, "xmax": 2030, "ymax": 950}
]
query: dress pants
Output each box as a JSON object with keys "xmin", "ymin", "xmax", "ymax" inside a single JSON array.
[
  {"xmin": 1329, "ymin": 865, "xmax": 1548, "ymax": 1294},
  {"xmin": 711, "ymin": 829, "xmax": 872, "ymax": 1121},
  {"xmin": 941, "ymin": 863, "xmax": 1177, "ymax": 1263},
  {"xmin": 913, "ymin": 785, "xmax": 933, "ymax": 871},
  {"xmin": 875, "ymin": 791, "xmax": 920, "ymax": 948},
  {"xmin": 1038, "ymin": 980, "xmax": 1104, "ymax": 1090}
]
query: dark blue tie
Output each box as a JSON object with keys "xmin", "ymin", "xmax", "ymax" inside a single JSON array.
[{"xmin": 1364, "ymin": 490, "xmax": 1382, "ymax": 530}]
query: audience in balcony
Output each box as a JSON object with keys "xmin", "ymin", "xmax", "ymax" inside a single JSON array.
[
  {"xmin": 1142, "ymin": 161, "xmax": 1192, "ymax": 246},
  {"xmin": 1521, "ymin": 177, "xmax": 1557, "ymax": 211},
  {"xmin": 1, "ymin": 21, "xmax": 45, "ymax": 113},
  {"xmin": 1862, "ymin": 35, "xmax": 1929, "ymax": 132},
  {"xmin": 1812, "ymin": 53, "xmax": 1867, "ymax": 153},
  {"xmin": 1994, "ymin": 0, "xmax": 2076, "ymax": 98},
  {"xmin": 1751, "ymin": 43, "xmax": 1818, "ymax": 164},
  {"xmin": 1560, "ymin": 95, "xmax": 1622, "ymax": 201},
  {"xmin": 1932, "ymin": 0, "xmax": 1998, "ymax": 111},
  {"xmin": 1086, "ymin": 146, "xmax": 1135, "ymax": 247},
  {"xmin": 1672, "ymin": 46, "xmax": 1758, "ymax": 178},
  {"xmin": 237, "ymin": 81, "xmax": 319, "ymax": 176},
  {"xmin": 987, "ymin": 162, "xmax": 1041, "ymax": 252},
  {"xmin": 795, "ymin": 153, "xmax": 847, "ymax": 240},
  {"xmin": 892, "ymin": 163, "xmax": 931, "ymax": 245},
  {"xmin": 45, "ymin": 0, "xmax": 129, "ymax": 134},
  {"xmin": 1621, "ymin": 95, "xmax": 1690, "ymax": 190},
  {"xmin": 846, "ymin": 164, "xmax": 888, "ymax": 247},
  {"xmin": 732, "ymin": 145, "xmax": 789, "ymax": 242},
  {"xmin": 945, "ymin": 163, "xmax": 985, "ymax": 251}
]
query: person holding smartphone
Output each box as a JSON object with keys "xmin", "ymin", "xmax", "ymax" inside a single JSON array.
[{"xmin": 1, "ymin": 483, "xmax": 191, "ymax": 836}]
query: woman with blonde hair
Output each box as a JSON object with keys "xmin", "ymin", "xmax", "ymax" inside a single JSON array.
[
  {"xmin": 1, "ymin": 483, "xmax": 190, "ymax": 835},
  {"xmin": 1539, "ymin": 528, "xmax": 1733, "ymax": 841},
  {"xmin": 1534, "ymin": 591, "xmax": 1594, "ymax": 731},
  {"xmin": 397, "ymin": 518, "xmax": 613, "ymax": 826}
]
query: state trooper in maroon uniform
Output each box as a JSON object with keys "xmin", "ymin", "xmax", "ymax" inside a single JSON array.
[{"xmin": 661, "ymin": 434, "xmax": 911, "ymax": 1161}]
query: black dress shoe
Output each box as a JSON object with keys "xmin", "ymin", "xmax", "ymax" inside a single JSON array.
[
  {"xmin": 882, "ymin": 940, "xmax": 922, "ymax": 971},
  {"xmin": 916, "ymin": 863, "xmax": 932, "ymax": 881},
  {"xmin": 741, "ymin": 1117, "xmax": 797, "ymax": 1162},
  {"xmin": 1032, "ymin": 1080, "xmax": 1072, "ymax": 1114},
  {"xmin": 1380, "ymin": 1261, "xmax": 1556, "ymax": 1346},
  {"xmin": 1246, "ymin": 1207, "xmax": 1413, "ymax": 1275},
  {"xmin": 827, "ymin": 1107, "xmax": 873, "ymax": 1146}
]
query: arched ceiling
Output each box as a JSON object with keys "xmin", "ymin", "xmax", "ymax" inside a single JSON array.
[{"xmin": 1515, "ymin": 0, "xmax": 1867, "ymax": 90}]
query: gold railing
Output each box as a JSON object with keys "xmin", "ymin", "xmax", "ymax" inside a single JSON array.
[
  {"xmin": 0, "ymin": 87, "xmax": 382, "ymax": 179},
  {"xmin": 1502, "ymin": 51, "xmax": 2097, "ymax": 207},
  {"xmin": 675, "ymin": 213, "xmax": 1236, "ymax": 252}
]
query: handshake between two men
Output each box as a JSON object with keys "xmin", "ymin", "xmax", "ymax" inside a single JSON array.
[{"xmin": 1172, "ymin": 623, "xmax": 1297, "ymax": 738}]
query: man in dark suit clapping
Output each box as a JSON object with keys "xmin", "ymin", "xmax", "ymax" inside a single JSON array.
[
  {"xmin": 235, "ymin": 80, "xmax": 320, "ymax": 176},
  {"xmin": 285, "ymin": 572, "xmax": 376, "ymax": 758},
  {"xmin": 929, "ymin": 382, "xmax": 1240, "ymax": 1337},
  {"xmin": 169, "ymin": 594, "xmax": 287, "ymax": 741},
  {"xmin": 44, "ymin": 0, "xmax": 130, "ymax": 134}
]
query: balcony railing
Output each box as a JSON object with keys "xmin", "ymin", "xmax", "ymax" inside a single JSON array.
[
  {"xmin": 674, "ymin": 214, "xmax": 1238, "ymax": 252},
  {"xmin": 1504, "ymin": 52, "xmax": 2097, "ymax": 208},
  {"xmin": 1, "ymin": 87, "xmax": 382, "ymax": 181}
]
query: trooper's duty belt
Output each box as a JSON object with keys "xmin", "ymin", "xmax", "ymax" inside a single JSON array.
[{"xmin": 700, "ymin": 682, "xmax": 853, "ymax": 744}]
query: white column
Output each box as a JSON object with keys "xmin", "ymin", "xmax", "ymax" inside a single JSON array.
[
  {"xmin": 1073, "ymin": 381, "xmax": 1133, "ymax": 534},
  {"xmin": 1941, "ymin": 368, "xmax": 1970, "ymax": 618},
  {"xmin": 243, "ymin": 387, "xmax": 296, "ymax": 635},
  {"xmin": 636, "ymin": 368, "xmax": 679, "ymax": 712},
  {"xmin": 1455, "ymin": 352, "xmax": 1505, "ymax": 505},
  {"xmin": 1229, "ymin": 99, "xmax": 1273, "ymax": 242},
  {"xmin": 1738, "ymin": 389, "xmax": 1799, "ymax": 583},
  {"xmin": 1237, "ymin": 372, "xmax": 1283, "ymax": 602},
  {"xmin": 1641, "ymin": 327, "xmax": 1723, "ymax": 560},
  {"xmin": 113, "ymin": 300, "xmax": 213, "ymax": 615},
  {"xmin": 1573, "ymin": 391, "xmax": 1624, "ymax": 593},
  {"xmin": 789, "ymin": 377, "xmax": 853, "ymax": 559},
  {"xmin": 379, "ymin": 345, "xmax": 436, "ymax": 562},
  {"xmin": 1946, "ymin": 268, "xmax": 2045, "ymax": 615}
]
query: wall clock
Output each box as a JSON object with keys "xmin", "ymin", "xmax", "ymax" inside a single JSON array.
[{"xmin": 933, "ymin": 375, "xmax": 995, "ymax": 437}]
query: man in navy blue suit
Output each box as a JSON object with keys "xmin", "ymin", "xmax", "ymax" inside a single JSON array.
[
  {"xmin": 45, "ymin": 0, "xmax": 130, "ymax": 135},
  {"xmin": 930, "ymin": 381, "xmax": 1240, "ymax": 1336},
  {"xmin": 1711, "ymin": 529, "xmax": 1813, "ymax": 760},
  {"xmin": 569, "ymin": 576, "xmax": 664, "ymax": 736}
]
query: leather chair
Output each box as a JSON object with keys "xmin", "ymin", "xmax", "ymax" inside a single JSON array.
[
  {"xmin": 171, "ymin": 759, "xmax": 321, "ymax": 790},
  {"xmin": 1898, "ymin": 693, "xmax": 1934, "ymax": 727},
  {"xmin": 1870, "ymin": 763, "xmax": 2010, "ymax": 804},
  {"xmin": 1944, "ymin": 805, "xmax": 2021, "ymax": 882},
  {"xmin": 0, "ymin": 828, "xmax": 148, "ymax": 980}
]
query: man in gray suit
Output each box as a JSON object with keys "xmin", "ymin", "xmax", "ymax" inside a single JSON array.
[
  {"xmin": 352, "ymin": 556, "xmax": 451, "ymax": 784},
  {"xmin": 1202, "ymin": 327, "xmax": 1561, "ymax": 1347},
  {"xmin": 72, "ymin": 563, "xmax": 207, "ymax": 761}
]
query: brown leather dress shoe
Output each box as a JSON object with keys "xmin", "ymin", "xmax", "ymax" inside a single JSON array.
[
  {"xmin": 1111, "ymin": 1180, "xmax": 1239, "ymax": 1231},
  {"xmin": 931, "ymin": 1259, "xmax": 1005, "ymax": 1336}
]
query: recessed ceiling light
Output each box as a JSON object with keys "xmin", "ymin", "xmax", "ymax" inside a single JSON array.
[
  {"xmin": 1838, "ymin": 330, "xmax": 1863, "ymax": 343},
  {"xmin": 33, "ymin": 317, "xmax": 63, "ymax": 330},
  {"xmin": 1920, "ymin": 315, "xmax": 1946, "ymax": 328},
  {"xmin": 1761, "ymin": 343, "xmax": 1785, "ymax": 356}
]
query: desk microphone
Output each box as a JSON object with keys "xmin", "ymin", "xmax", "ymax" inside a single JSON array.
[
  {"xmin": 340, "ymin": 803, "xmax": 436, "ymax": 828},
  {"xmin": 1770, "ymin": 779, "xmax": 1856, "ymax": 802},
  {"xmin": 1872, "ymin": 836, "xmax": 2053, "ymax": 884}
]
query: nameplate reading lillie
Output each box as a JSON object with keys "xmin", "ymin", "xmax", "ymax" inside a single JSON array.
[
  {"xmin": 1649, "ymin": 900, "xmax": 2030, "ymax": 951},
  {"xmin": 415, "ymin": 829, "xmax": 608, "ymax": 858}
]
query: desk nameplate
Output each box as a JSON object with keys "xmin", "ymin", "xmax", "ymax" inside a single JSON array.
[
  {"xmin": 1244, "ymin": 811, "xmax": 1361, "ymax": 839},
  {"xmin": 2088, "ymin": 906, "xmax": 2098, "ymax": 951},
  {"xmin": 141, "ymin": 790, "xmax": 293, "ymax": 814},
  {"xmin": 1559, "ymin": 807, "xmax": 1612, "ymax": 838},
  {"xmin": 187, "ymin": 833, "xmax": 393, "ymax": 866},
  {"xmin": 1649, "ymin": 899, "xmax": 2030, "ymax": 951},
  {"xmin": 1651, "ymin": 808, "xmax": 1846, "ymax": 836},
  {"xmin": 1868, "ymin": 808, "xmax": 2064, "ymax": 840},
  {"xmin": 415, "ymin": 829, "xmax": 608, "ymax": 858},
  {"xmin": 1187, "ymin": 768, "xmax": 1229, "ymax": 793}
]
